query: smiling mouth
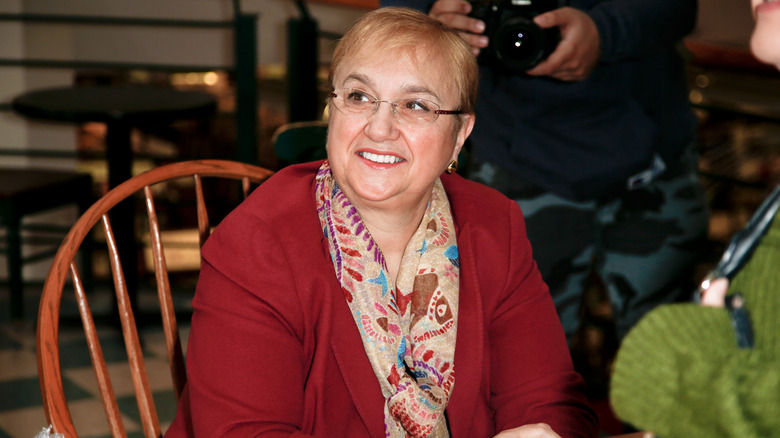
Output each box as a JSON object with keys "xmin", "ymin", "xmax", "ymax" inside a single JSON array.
[{"xmin": 359, "ymin": 151, "xmax": 404, "ymax": 164}]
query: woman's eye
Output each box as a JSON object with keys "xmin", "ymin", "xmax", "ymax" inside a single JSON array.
[
  {"xmin": 347, "ymin": 91, "xmax": 371, "ymax": 103},
  {"xmin": 404, "ymin": 99, "xmax": 431, "ymax": 112}
]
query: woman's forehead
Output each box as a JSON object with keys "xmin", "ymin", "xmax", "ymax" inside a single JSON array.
[{"xmin": 336, "ymin": 45, "xmax": 454, "ymax": 92}]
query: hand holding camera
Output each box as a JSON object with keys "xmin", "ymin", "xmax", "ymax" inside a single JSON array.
[
  {"xmin": 429, "ymin": 0, "xmax": 600, "ymax": 80},
  {"xmin": 524, "ymin": 6, "xmax": 600, "ymax": 80},
  {"xmin": 429, "ymin": 0, "xmax": 491, "ymax": 55},
  {"xmin": 467, "ymin": 0, "xmax": 568, "ymax": 73}
]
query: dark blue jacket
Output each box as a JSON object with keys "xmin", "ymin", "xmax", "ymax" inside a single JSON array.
[{"xmin": 382, "ymin": 0, "xmax": 697, "ymax": 201}]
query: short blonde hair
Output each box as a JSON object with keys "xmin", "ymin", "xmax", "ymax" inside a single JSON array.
[{"xmin": 329, "ymin": 7, "xmax": 478, "ymax": 116}]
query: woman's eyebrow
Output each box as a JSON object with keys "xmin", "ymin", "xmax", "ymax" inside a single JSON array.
[
  {"xmin": 402, "ymin": 85, "xmax": 440, "ymax": 101},
  {"xmin": 341, "ymin": 73, "xmax": 372, "ymax": 87},
  {"xmin": 340, "ymin": 74, "xmax": 440, "ymax": 101}
]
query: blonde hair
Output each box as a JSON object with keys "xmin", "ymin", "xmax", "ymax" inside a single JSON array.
[{"xmin": 329, "ymin": 7, "xmax": 478, "ymax": 116}]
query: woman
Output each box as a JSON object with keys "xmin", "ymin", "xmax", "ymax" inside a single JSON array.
[{"xmin": 166, "ymin": 7, "xmax": 596, "ymax": 438}]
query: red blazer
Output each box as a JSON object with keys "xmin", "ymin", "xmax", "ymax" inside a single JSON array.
[{"xmin": 166, "ymin": 161, "xmax": 597, "ymax": 437}]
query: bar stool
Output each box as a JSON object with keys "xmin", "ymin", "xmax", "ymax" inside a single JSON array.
[{"xmin": 0, "ymin": 167, "xmax": 93, "ymax": 319}]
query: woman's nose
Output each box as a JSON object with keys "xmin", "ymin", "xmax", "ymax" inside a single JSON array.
[
  {"xmin": 365, "ymin": 101, "xmax": 399, "ymax": 139},
  {"xmin": 372, "ymin": 100, "xmax": 398, "ymax": 118}
]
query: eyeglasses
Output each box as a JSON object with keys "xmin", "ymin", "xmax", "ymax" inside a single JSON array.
[{"xmin": 329, "ymin": 88, "xmax": 463, "ymax": 126}]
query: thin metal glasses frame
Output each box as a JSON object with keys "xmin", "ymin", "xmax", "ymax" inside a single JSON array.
[{"xmin": 328, "ymin": 89, "xmax": 463, "ymax": 124}]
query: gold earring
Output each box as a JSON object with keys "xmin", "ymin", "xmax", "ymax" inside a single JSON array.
[{"xmin": 446, "ymin": 160, "xmax": 458, "ymax": 174}]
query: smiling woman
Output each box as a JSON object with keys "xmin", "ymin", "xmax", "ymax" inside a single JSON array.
[{"xmin": 164, "ymin": 7, "xmax": 597, "ymax": 438}]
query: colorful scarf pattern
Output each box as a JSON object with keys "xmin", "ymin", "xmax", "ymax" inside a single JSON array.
[{"xmin": 315, "ymin": 161, "xmax": 459, "ymax": 437}]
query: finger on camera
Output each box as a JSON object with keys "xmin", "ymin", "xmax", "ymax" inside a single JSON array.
[
  {"xmin": 451, "ymin": 31, "xmax": 488, "ymax": 52},
  {"xmin": 453, "ymin": 15, "xmax": 488, "ymax": 36},
  {"xmin": 430, "ymin": 2, "xmax": 485, "ymax": 35},
  {"xmin": 525, "ymin": 50, "xmax": 566, "ymax": 76},
  {"xmin": 526, "ymin": 61, "xmax": 580, "ymax": 81},
  {"xmin": 466, "ymin": 31, "xmax": 489, "ymax": 48},
  {"xmin": 448, "ymin": 14, "xmax": 485, "ymax": 35},
  {"xmin": 430, "ymin": 0, "xmax": 472, "ymax": 18},
  {"xmin": 532, "ymin": 8, "xmax": 564, "ymax": 29},
  {"xmin": 530, "ymin": 65, "xmax": 587, "ymax": 82},
  {"xmin": 524, "ymin": 60, "xmax": 556, "ymax": 77}
]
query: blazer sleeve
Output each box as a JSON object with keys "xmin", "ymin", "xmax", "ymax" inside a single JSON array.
[
  {"xmin": 487, "ymin": 202, "xmax": 598, "ymax": 437},
  {"xmin": 182, "ymin": 211, "xmax": 315, "ymax": 437}
]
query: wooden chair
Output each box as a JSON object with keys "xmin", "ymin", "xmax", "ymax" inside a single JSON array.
[{"xmin": 36, "ymin": 159, "xmax": 273, "ymax": 437}]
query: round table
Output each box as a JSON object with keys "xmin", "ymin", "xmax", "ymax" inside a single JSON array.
[
  {"xmin": 12, "ymin": 85, "xmax": 217, "ymax": 189},
  {"xmin": 12, "ymin": 85, "xmax": 217, "ymax": 313}
]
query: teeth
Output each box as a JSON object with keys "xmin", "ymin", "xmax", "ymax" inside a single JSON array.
[{"xmin": 359, "ymin": 151, "xmax": 404, "ymax": 164}]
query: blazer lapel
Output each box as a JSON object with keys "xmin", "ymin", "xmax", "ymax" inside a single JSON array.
[
  {"xmin": 325, "ymin": 236, "xmax": 387, "ymax": 436},
  {"xmin": 447, "ymin": 220, "xmax": 485, "ymax": 436}
]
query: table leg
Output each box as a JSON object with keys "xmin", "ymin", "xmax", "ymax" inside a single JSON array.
[
  {"xmin": 6, "ymin": 214, "xmax": 23, "ymax": 320},
  {"xmin": 105, "ymin": 121, "xmax": 139, "ymax": 318}
]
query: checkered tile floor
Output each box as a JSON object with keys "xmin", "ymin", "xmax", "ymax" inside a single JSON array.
[{"xmin": 0, "ymin": 282, "xmax": 191, "ymax": 438}]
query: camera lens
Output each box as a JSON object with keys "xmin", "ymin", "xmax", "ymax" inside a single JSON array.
[
  {"xmin": 499, "ymin": 28, "xmax": 537, "ymax": 63},
  {"xmin": 493, "ymin": 16, "xmax": 549, "ymax": 72}
]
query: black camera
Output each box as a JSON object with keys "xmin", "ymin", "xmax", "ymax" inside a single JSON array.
[{"xmin": 469, "ymin": 0, "xmax": 568, "ymax": 73}]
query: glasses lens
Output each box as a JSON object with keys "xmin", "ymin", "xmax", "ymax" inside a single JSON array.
[
  {"xmin": 331, "ymin": 89, "xmax": 443, "ymax": 125},
  {"xmin": 332, "ymin": 89, "xmax": 374, "ymax": 114},
  {"xmin": 397, "ymin": 98, "xmax": 439, "ymax": 125}
]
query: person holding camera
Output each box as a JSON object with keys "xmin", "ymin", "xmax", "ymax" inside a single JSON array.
[{"xmin": 383, "ymin": 0, "xmax": 710, "ymax": 343}]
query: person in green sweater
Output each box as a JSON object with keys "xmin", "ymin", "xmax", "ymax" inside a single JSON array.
[{"xmin": 610, "ymin": 3, "xmax": 780, "ymax": 436}]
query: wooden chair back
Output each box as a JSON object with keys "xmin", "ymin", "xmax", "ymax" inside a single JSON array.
[{"xmin": 36, "ymin": 159, "xmax": 273, "ymax": 437}]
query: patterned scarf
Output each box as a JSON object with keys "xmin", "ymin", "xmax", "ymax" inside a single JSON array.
[{"xmin": 315, "ymin": 161, "xmax": 459, "ymax": 437}]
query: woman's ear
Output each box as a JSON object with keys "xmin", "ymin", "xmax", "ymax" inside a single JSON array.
[{"xmin": 452, "ymin": 114, "xmax": 475, "ymax": 162}]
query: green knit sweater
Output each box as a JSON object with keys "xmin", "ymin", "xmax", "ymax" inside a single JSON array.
[{"xmin": 610, "ymin": 208, "xmax": 780, "ymax": 437}]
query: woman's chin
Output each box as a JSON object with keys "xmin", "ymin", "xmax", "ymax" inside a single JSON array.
[{"xmin": 343, "ymin": 181, "xmax": 397, "ymax": 205}]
